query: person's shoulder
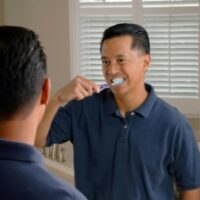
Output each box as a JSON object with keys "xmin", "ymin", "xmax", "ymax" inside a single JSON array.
[
  {"xmin": 155, "ymin": 97, "xmax": 189, "ymax": 125},
  {"xmin": 0, "ymin": 161, "xmax": 86, "ymax": 200},
  {"xmin": 146, "ymin": 84, "xmax": 185, "ymax": 123},
  {"xmin": 34, "ymin": 167, "xmax": 86, "ymax": 200}
]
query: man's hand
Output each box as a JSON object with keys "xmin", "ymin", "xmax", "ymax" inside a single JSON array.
[{"xmin": 54, "ymin": 76, "xmax": 100, "ymax": 106}]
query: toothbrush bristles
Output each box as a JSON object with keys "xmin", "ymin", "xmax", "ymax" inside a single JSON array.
[
  {"xmin": 111, "ymin": 78, "xmax": 124, "ymax": 86},
  {"xmin": 100, "ymin": 78, "xmax": 124, "ymax": 91}
]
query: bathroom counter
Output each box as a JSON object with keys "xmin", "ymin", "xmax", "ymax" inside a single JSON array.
[{"xmin": 44, "ymin": 158, "xmax": 74, "ymax": 185}]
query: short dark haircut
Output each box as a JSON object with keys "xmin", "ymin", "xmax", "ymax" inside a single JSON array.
[
  {"xmin": 0, "ymin": 26, "xmax": 47, "ymax": 120},
  {"xmin": 100, "ymin": 23, "xmax": 150, "ymax": 54}
]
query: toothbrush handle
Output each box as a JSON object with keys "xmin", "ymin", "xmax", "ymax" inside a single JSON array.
[{"xmin": 100, "ymin": 84, "xmax": 110, "ymax": 90}]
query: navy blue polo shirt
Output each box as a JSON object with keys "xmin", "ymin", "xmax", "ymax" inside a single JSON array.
[
  {"xmin": 0, "ymin": 139, "xmax": 86, "ymax": 200},
  {"xmin": 47, "ymin": 84, "xmax": 200, "ymax": 200}
]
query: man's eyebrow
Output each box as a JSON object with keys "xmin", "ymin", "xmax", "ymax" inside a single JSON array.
[
  {"xmin": 101, "ymin": 56, "xmax": 108, "ymax": 60},
  {"xmin": 116, "ymin": 54, "xmax": 126, "ymax": 58}
]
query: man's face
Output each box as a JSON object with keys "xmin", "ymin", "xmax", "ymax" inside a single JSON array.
[{"xmin": 101, "ymin": 35, "xmax": 150, "ymax": 97}]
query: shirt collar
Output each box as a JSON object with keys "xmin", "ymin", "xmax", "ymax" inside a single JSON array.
[
  {"xmin": 0, "ymin": 139, "xmax": 44, "ymax": 165},
  {"xmin": 102, "ymin": 83, "xmax": 157, "ymax": 118},
  {"xmin": 134, "ymin": 84, "xmax": 157, "ymax": 118}
]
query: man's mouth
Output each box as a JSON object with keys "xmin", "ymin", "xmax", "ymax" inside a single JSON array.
[{"xmin": 111, "ymin": 77, "xmax": 125, "ymax": 86}]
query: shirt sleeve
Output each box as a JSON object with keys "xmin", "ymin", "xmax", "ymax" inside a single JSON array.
[
  {"xmin": 173, "ymin": 120, "xmax": 200, "ymax": 189},
  {"xmin": 46, "ymin": 103, "xmax": 73, "ymax": 146}
]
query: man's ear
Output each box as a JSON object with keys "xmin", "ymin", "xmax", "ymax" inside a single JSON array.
[
  {"xmin": 40, "ymin": 78, "xmax": 51, "ymax": 105},
  {"xmin": 143, "ymin": 54, "xmax": 151, "ymax": 72}
]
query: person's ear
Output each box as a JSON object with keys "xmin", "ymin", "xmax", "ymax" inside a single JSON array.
[
  {"xmin": 40, "ymin": 78, "xmax": 51, "ymax": 105},
  {"xmin": 143, "ymin": 54, "xmax": 151, "ymax": 72}
]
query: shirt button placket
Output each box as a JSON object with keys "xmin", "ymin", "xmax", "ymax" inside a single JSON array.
[
  {"xmin": 120, "ymin": 112, "xmax": 134, "ymax": 143},
  {"xmin": 120, "ymin": 123, "xmax": 129, "ymax": 143},
  {"xmin": 124, "ymin": 124, "xmax": 128, "ymax": 129},
  {"xmin": 130, "ymin": 112, "xmax": 135, "ymax": 116}
]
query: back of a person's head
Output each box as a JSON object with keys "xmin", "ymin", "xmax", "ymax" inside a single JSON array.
[
  {"xmin": 0, "ymin": 26, "xmax": 47, "ymax": 121},
  {"xmin": 100, "ymin": 23, "xmax": 150, "ymax": 54}
]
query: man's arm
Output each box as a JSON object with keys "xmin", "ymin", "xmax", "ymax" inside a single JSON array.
[
  {"xmin": 35, "ymin": 76, "xmax": 99, "ymax": 147},
  {"xmin": 181, "ymin": 188, "xmax": 200, "ymax": 200},
  {"xmin": 35, "ymin": 97, "xmax": 61, "ymax": 147}
]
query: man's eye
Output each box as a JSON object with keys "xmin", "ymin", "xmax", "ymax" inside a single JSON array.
[
  {"xmin": 102, "ymin": 60, "xmax": 110, "ymax": 65},
  {"xmin": 118, "ymin": 59, "xmax": 125, "ymax": 64}
]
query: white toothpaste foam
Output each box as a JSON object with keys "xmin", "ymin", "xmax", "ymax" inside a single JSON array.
[{"xmin": 111, "ymin": 78, "xmax": 124, "ymax": 86}]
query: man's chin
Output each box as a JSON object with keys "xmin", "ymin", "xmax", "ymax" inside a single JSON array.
[{"xmin": 112, "ymin": 87, "xmax": 127, "ymax": 97}]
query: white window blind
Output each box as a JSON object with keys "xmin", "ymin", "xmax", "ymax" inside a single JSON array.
[
  {"xmin": 69, "ymin": 0, "xmax": 200, "ymax": 116},
  {"xmin": 144, "ymin": 13, "xmax": 199, "ymax": 99},
  {"xmin": 80, "ymin": 16, "xmax": 133, "ymax": 84}
]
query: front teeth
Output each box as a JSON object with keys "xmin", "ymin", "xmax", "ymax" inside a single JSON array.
[{"xmin": 111, "ymin": 78, "xmax": 125, "ymax": 86}]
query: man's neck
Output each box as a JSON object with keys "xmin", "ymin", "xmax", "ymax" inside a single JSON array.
[
  {"xmin": 114, "ymin": 86, "xmax": 148, "ymax": 118},
  {"xmin": 0, "ymin": 118, "xmax": 37, "ymax": 145}
]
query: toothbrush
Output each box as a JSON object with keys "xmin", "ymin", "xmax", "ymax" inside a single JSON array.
[{"xmin": 100, "ymin": 78, "xmax": 124, "ymax": 91}]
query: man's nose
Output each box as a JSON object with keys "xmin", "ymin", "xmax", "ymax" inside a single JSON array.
[{"xmin": 107, "ymin": 61, "xmax": 120, "ymax": 74}]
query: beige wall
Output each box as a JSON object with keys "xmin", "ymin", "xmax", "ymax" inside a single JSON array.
[
  {"xmin": 188, "ymin": 118, "xmax": 200, "ymax": 141},
  {"xmin": 3, "ymin": 0, "xmax": 70, "ymax": 94},
  {"xmin": 0, "ymin": 0, "xmax": 4, "ymax": 24},
  {"xmin": 2, "ymin": 0, "xmax": 73, "ymax": 169}
]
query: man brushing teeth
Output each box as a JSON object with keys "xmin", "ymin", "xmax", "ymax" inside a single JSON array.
[
  {"xmin": 36, "ymin": 23, "xmax": 200, "ymax": 200},
  {"xmin": 100, "ymin": 33, "xmax": 150, "ymax": 118}
]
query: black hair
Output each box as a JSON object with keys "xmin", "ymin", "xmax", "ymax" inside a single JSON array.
[
  {"xmin": 100, "ymin": 23, "xmax": 150, "ymax": 54},
  {"xmin": 0, "ymin": 26, "xmax": 47, "ymax": 120}
]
